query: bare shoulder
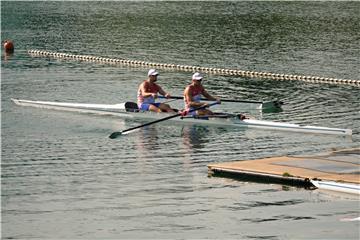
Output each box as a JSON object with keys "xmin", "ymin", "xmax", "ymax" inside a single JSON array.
[
  {"xmin": 139, "ymin": 80, "xmax": 149, "ymax": 89},
  {"xmin": 184, "ymin": 84, "xmax": 192, "ymax": 92}
]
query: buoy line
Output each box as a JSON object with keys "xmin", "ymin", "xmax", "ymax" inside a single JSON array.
[{"xmin": 28, "ymin": 50, "xmax": 360, "ymax": 86}]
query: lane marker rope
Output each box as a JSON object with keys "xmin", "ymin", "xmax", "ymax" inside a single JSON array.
[{"xmin": 28, "ymin": 50, "xmax": 360, "ymax": 86}]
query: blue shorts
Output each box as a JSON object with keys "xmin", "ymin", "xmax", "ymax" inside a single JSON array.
[
  {"xmin": 183, "ymin": 107, "xmax": 201, "ymax": 117},
  {"xmin": 139, "ymin": 102, "xmax": 161, "ymax": 111},
  {"xmin": 187, "ymin": 108, "xmax": 197, "ymax": 116}
]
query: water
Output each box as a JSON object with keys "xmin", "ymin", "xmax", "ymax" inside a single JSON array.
[{"xmin": 1, "ymin": 2, "xmax": 359, "ymax": 239}]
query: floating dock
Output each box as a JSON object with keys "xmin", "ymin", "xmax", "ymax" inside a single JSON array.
[{"xmin": 208, "ymin": 148, "xmax": 360, "ymax": 188}]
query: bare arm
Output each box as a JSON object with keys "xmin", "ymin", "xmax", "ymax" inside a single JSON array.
[
  {"xmin": 184, "ymin": 86, "xmax": 207, "ymax": 108},
  {"xmin": 202, "ymin": 89, "xmax": 220, "ymax": 103},
  {"xmin": 158, "ymin": 86, "xmax": 170, "ymax": 98}
]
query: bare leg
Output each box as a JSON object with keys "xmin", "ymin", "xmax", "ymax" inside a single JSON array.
[
  {"xmin": 159, "ymin": 103, "xmax": 176, "ymax": 113},
  {"xmin": 148, "ymin": 104, "xmax": 162, "ymax": 113}
]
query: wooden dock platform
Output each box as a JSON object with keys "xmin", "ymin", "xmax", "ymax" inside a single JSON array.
[{"xmin": 208, "ymin": 148, "xmax": 360, "ymax": 187}]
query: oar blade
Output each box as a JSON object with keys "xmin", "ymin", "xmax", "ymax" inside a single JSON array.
[
  {"xmin": 260, "ymin": 100, "xmax": 284, "ymax": 113},
  {"xmin": 109, "ymin": 131, "xmax": 123, "ymax": 139},
  {"xmin": 109, "ymin": 128, "xmax": 141, "ymax": 138}
]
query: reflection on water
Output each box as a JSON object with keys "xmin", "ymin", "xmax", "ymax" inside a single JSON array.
[
  {"xmin": 181, "ymin": 125, "xmax": 211, "ymax": 150},
  {"xmin": 3, "ymin": 51, "xmax": 14, "ymax": 62},
  {"xmin": 134, "ymin": 126, "xmax": 161, "ymax": 157}
]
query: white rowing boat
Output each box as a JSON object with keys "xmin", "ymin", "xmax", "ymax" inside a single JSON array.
[
  {"xmin": 11, "ymin": 98, "xmax": 352, "ymax": 136},
  {"xmin": 311, "ymin": 180, "xmax": 360, "ymax": 195}
]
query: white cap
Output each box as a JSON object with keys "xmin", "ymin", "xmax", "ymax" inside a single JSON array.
[
  {"xmin": 192, "ymin": 72, "xmax": 203, "ymax": 80},
  {"xmin": 148, "ymin": 69, "xmax": 159, "ymax": 76}
]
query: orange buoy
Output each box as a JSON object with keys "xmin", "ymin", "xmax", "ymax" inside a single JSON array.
[{"xmin": 4, "ymin": 40, "xmax": 14, "ymax": 53}]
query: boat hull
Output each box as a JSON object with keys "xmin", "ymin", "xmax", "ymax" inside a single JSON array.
[
  {"xmin": 11, "ymin": 99, "xmax": 352, "ymax": 136},
  {"xmin": 311, "ymin": 180, "xmax": 360, "ymax": 195}
]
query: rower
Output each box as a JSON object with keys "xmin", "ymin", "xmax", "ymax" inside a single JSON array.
[
  {"xmin": 137, "ymin": 69, "xmax": 176, "ymax": 113},
  {"xmin": 183, "ymin": 72, "xmax": 220, "ymax": 116}
]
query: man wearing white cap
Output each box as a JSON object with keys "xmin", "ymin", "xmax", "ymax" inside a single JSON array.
[
  {"xmin": 137, "ymin": 69, "xmax": 175, "ymax": 113},
  {"xmin": 183, "ymin": 72, "xmax": 220, "ymax": 116}
]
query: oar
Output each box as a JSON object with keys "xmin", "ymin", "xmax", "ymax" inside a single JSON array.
[
  {"xmin": 109, "ymin": 101, "xmax": 220, "ymax": 139},
  {"xmin": 159, "ymin": 95, "xmax": 283, "ymax": 107}
]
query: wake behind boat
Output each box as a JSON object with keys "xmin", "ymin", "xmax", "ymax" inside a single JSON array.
[{"xmin": 11, "ymin": 98, "xmax": 352, "ymax": 136}]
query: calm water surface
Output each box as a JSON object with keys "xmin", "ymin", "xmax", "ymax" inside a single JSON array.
[{"xmin": 1, "ymin": 2, "xmax": 359, "ymax": 239}]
